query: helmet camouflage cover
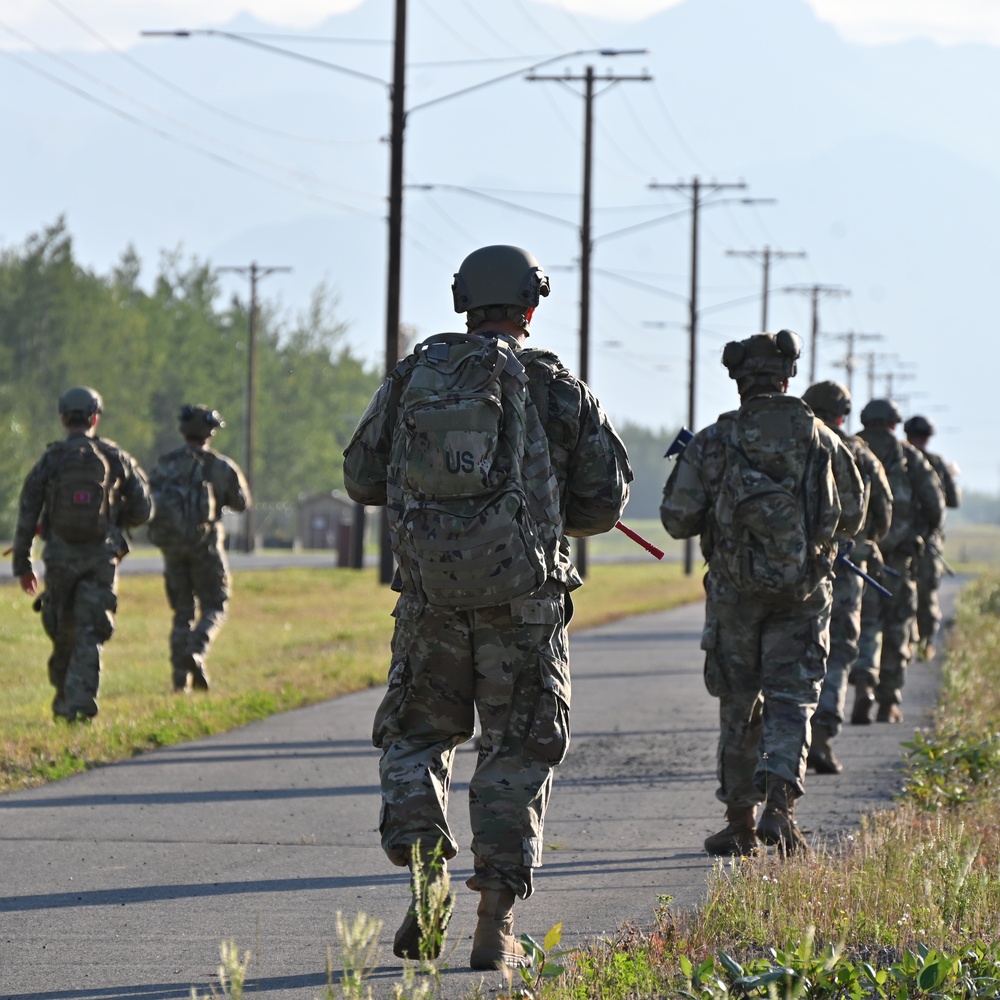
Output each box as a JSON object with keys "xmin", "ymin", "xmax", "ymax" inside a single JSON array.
[
  {"xmin": 904, "ymin": 414, "xmax": 935, "ymax": 437},
  {"xmin": 721, "ymin": 329, "xmax": 801, "ymax": 382},
  {"xmin": 58, "ymin": 385, "xmax": 103, "ymax": 417},
  {"xmin": 802, "ymin": 380, "xmax": 851, "ymax": 420},
  {"xmin": 860, "ymin": 398, "xmax": 902, "ymax": 426},
  {"xmin": 179, "ymin": 404, "xmax": 225, "ymax": 439}
]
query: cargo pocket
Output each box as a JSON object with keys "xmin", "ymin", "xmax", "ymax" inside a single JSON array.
[
  {"xmin": 372, "ymin": 656, "xmax": 413, "ymax": 747},
  {"xmin": 523, "ymin": 686, "xmax": 570, "ymax": 765},
  {"xmin": 701, "ymin": 618, "xmax": 725, "ymax": 697}
]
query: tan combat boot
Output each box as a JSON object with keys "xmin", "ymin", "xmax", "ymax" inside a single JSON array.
[
  {"xmin": 807, "ymin": 724, "xmax": 843, "ymax": 774},
  {"xmin": 756, "ymin": 779, "xmax": 810, "ymax": 856},
  {"xmin": 469, "ymin": 888, "xmax": 528, "ymax": 970},
  {"xmin": 703, "ymin": 804, "xmax": 759, "ymax": 856},
  {"xmin": 850, "ymin": 683, "xmax": 875, "ymax": 725},
  {"xmin": 876, "ymin": 702, "xmax": 904, "ymax": 723},
  {"xmin": 393, "ymin": 849, "xmax": 453, "ymax": 960}
]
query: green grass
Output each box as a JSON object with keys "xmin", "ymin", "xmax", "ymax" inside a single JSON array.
[{"xmin": 0, "ymin": 559, "xmax": 703, "ymax": 794}]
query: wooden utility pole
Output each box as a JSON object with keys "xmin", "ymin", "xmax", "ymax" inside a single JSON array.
[
  {"xmin": 827, "ymin": 331, "xmax": 883, "ymax": 431},
  {"xmin": 784, "ymin": 284, "xmax": 850, "ymax": 383},
  {"xmin": 527, "ymin": 64, "xmax": 650, "ymax": 577},
  {"xmin": 726, "ymin": 245, "xmax": 806, "ymax": 331},
  {"xmin": 217, "ymin": 262, "xmax": 291, "ymax": 553},
  {"xmin": 648, "ymin": 177, "xmax": 747, "ymax": 575}
]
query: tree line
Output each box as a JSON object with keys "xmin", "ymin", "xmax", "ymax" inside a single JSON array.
[
  {"xmin": 0, "ymin": 219, "xmax": 382, "ymax": 540},
  {"xmin": 0, "ymin": 219, "xmax": 677, "ymax": 542}
]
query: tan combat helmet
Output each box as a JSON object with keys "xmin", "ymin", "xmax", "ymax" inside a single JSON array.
[
  {"xmin": 860, "ymin": 398, "xmax": 902, "ymax": 427},
  {"xmin": 802, "ymin": 380, "xmax": 851, "ymax": 422}
]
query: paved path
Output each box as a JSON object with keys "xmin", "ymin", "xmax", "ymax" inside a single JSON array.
[{"xmin": 0, "ymin": 579, "xmax": 960, "ymax": 1000}]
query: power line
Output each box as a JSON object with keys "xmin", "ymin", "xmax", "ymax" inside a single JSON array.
[
  {"xmin": 725, "ymin": 245, "xmax": 807, "ymax": 331},
  {"xmin": 782, "ymin": 283, "xmax": 851, "ymax": 382}
]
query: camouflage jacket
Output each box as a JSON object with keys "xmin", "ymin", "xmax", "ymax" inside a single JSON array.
[
  {"xmin": 11, "ymin": 432, "xmax": 152, "ymax": 578},
  {"xmin": 149, "ymin": 445, "xmax": 251, "ymax": 549},
  {"xmin": 841, "ymin": 428, "xmax": 893, "ymax": 551},
  {"xmin": 857, "ymin": 427, "xmax": 944, "ymax": 551},
  {"xmin": 343, "ymin": 340, "xmax": 632, "ymax": 591},
  {"xmin": 659, "ymin": 394, "xmax": 865, "ymax": 575},
  {"xmin": 917, "ymin": 448, "xmax": 960, "ymax": 545}
]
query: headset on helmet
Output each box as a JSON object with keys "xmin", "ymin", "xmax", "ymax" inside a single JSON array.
[
  {"xmin": 58, "ymin": 385, "xmax": 103, "ymax": 418},
  {"xmin": 179, "ymin": 404, "xmax": 225, "ymax": 439},
  {"xmin": 904, "ymin": 414, "xmax": 935, "ymax": 437},
  {"xmin": 452, "ymin": 245, "xmax": 550, "ymax": 329},
  {"xmin": 721, "ymin": 330, "xmax": 801, "ymax": 382},
  {"xmin": 860, "ymin": 398, "xmax": 902, "ymax": 426},
  {"xmin": 802, "ymin": 380, "xmax": 851, "ymax": 420}
]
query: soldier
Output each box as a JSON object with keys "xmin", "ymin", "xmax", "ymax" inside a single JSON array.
[
  {"xmin": 904, "ymin": 415, "xmax": 961, "ymax": 661},
  {"xmin": 853, "ymin": 400, "xmax": 944, "ymax": 724},
  {"xmin": 148, "ymin": 405, "xmax": 250, "ymax": 692},
  {"xmin": 343, "ymin": 245, "xmax": 631, "ymax": 969},
  {"xmin": 660, "ymin": 332, "xmax": 864, "ymax": 856},
  {"xmin": 801, "ymin": 381, "xmax": 892, "ymax": 774},
  {"xmin": 11, "ymin": 386, "xmax": 152, "ymax": 723}
]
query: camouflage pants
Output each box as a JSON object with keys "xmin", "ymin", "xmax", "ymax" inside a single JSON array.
[
  {"xmin": 854, "ymin": 548, "xmax": 916, "ymax": 706},
  {"xmin": 914, "ymin": 542, "xmax": 943, "ymax": 645},
  {"xmin": 162, "ymin": 542, "xmax": 231, "ymax": 678},
  {"xmin": 373, "ymin": 580, "xmax": 571, "ymax": 900},
  {"xmin": 40, "ymin": 549, "xmax": 119, "ymax": 720},
  {"xmin": 814, "ymin": 564, "xmax": 865, "ymax": 736},
  {"xmin": 701, "ymin": 571, "xmax": 831, "ymax": 806}
]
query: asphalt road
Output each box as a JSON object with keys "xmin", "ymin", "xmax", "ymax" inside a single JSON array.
[{"xmin": 0, "ymin": 578, "xmax": 960, "ymax": 1000}]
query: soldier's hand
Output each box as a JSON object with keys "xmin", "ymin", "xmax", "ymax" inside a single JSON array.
[{"xmin": 19, "ymin": 572, "xmax": 38, "ymax": 596}]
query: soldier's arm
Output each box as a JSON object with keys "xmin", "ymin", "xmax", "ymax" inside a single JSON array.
[
  {"xmin": 911, "ymin": 450, "xmax": 945, "ymax": 533},
  {"xmin": 660, "ymin": 431, "xmax": 710, "ymax": 540},
  {"xmin": 118, "ymin": 453, "xmax": 153, "ymax": 530},
  {"xmin": 827, "ymin": 431, "xmax": 865, "ymax": 539},
  {"xmin": 863, "ymin": 448, "xmax": 894, "ymax": 544},
  {"xmin": 935, "ymin": 455, "xmax": 961, "ymax": 509},
  {"xmin": 11, "ymin": 455, "xmax": 50, "ymax": 579},
  {"xmin": 216, "ymin": 456, "xmax": 250, "ymax": 513},
  {"xmin": 343, "ymin": 380, "xmax": 393, "ymax": 506},
  {"xmin": 557, "ymin": 377, "xmax": 632, "ymax": 537}
]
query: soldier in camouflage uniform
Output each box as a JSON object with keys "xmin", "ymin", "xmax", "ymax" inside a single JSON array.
[
  {"xmin": 904, "ymin": 415, "xmax": 961, "ymax": 662},
  {"xmin": 801, "ymin": 382, "xmax": 892, "ymax": 774},
  {"xmin": 343, "ymin": 246, "xmax": 631, "ymax": 969},
  {"xmin": 148, "ymin": 405, "xmax": 250, "ymax": 692},
  {"xmin": 11, "ymin": 387, "xmax": 152, "ymax": 723},
  {"xmin": 853, "ymin": 400, "xmax": 944, "ymax": 724},
  {"xmin": 661, "ymin": 334, "xmax": 864, "ymax": 857}
]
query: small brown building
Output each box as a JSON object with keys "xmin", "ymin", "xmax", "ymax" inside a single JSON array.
[{"xmin": 297, "ymin": 490, "xmax": 356, "ymax": 551}]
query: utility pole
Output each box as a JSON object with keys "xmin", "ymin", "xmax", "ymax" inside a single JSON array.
[
  {"xmin": 217, "ymin": 262, "xmax": 291, "ymax": 553},
  {"xmin": 783, "ymin": 284, "xmax": 849, "ymax": 382},
  {"xmin": 726, "ymin": 245, "xmax": 806, "ymax": 331},
  {"xmin": 527, "ymin": 63, "xmax": 650, "ymax": 577},
  {"xmin": 647, "ymin": 177, "xmax": 748, "ymax": 575},
  {"xmin": 827, "ymin": 331, "xmax": 883, "ymax": 430}
]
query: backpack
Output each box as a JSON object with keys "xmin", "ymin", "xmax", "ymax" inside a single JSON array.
[
  {"xmin": 47, "ymin": 438, "xmax": 118, "ymax": 544},
  {"xmin": 713, "ymin": 395, "xmax": 841, "ymax": 600},
  {"xmin": 148, "ymin": 449, "xmax": 217, "ymax": 548},
  {"xmin": 877, "ymin": 440, "xmax": 916, "ymax": 553},
  {"xmin": 386, "ymin": 332, "xmax": 562, "ymax": 609}
]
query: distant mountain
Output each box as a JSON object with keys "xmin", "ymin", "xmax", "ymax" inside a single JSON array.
[{"xmin": 1, "ymin": 0, "xmax": 996, "ymax": 490}]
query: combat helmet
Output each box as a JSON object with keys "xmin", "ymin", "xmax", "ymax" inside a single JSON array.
[
  {"xmin": 904, "ymin": 414, "xmax": 935, "ymax": 438},
  {"xmin": 58, "ymin": 385, "xmax": 103, "ymax": 418},
  {"xmin": 802, "ymin": 380, "xmax": 851, "ymax": 421},
  {"xmin": 179, "ymin": 404, "xmax": 225, "ymax": 441},
  {"xmin": 452, "ymin": 245, "xmax": 550, "ymax": 330},
  {"xmin": 860, "ymin": 398, "xmax": 902, "ymax": 427},
  {"xmin": 722, "ymin": 330, "xmax": 801, "ymax": 389}
]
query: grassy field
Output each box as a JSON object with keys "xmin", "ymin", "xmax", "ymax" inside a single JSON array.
[{"xmin": 0, "ymin": 556, "xmax": 704, "ymax": 794}]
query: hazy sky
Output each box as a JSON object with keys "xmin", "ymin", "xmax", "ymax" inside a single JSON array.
[{"xmin": 6, "ymin": 0, "xmax": 1000, "ymax": 50}]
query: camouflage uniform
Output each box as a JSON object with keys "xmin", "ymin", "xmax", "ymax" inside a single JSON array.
[
  {"xmin": 344, "ymin": 343, "xmax": 630, "ymax": 899},
  {"xmin": 854, "ymin": 428, "xmax": 944, "ymax": 709},
  {"xmin": 912, "ymin": 450, "xmax": 959, "ymax": 651},
  {"xmin": 12, "ymin": 432, "xmax": 151, "ymax": 721},
  {"xmin": 150, "ymin": 445, "xmax": 250, "ymax": 689},
  {"xmin": 660, "ymin": 396, "xmax": 864, "ymax": 806},
  {"xmin": 814, "ymin": 433, "xmax": 892, "ymax": 737}
]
